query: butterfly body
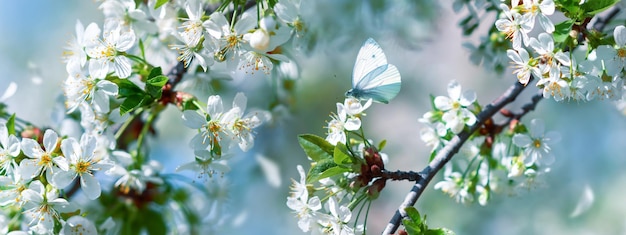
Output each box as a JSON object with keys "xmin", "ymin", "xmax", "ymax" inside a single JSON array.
[{"xmin": 345, "ymin": 38, "xmax": 401, "ymax": 104}]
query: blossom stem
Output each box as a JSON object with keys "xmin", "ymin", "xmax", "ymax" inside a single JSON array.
[{"xmin": 135, "ymin": 108, "xmax": 159, "ymax": 166}]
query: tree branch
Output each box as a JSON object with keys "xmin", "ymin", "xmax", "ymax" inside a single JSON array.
[{"xmin": 382, "ymin": 78, "xmax": 534, "ymax": 235}]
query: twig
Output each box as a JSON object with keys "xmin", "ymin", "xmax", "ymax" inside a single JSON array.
[
  {"xmin": 382, "ymin": 77, "xmax": 533, "ymax": 235},
  {"xmin": 380, "ymin": 170, "xmax": 423, "ymax": 182}
]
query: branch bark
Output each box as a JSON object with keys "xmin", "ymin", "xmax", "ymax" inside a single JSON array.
[{"xmin": 382, "ymin": 78, "xmax": 534, "ymax": 235}]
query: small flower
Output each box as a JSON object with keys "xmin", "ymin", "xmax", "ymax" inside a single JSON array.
[
  {"xmin": 513, "ymin": 119, "xmax": 561, "ymax": 165},
  {"xmin": 0, "ymin": 122, "xmax": 20, "ymax": 174},
  {"xmin": 507, "ymin": 48, "xmax": 542, "ymax": 85},
  {"xmin": 286, "ymin": 194, "xmax": 322, "ymax": 232},
  {"xmin": 63, "ymin": 20, "xmax": 98, "ymax": 69},
  {"xmin": 434, "ymin": 80, "xmax": 477, "ymax": 134},
  {"xmin": 221, "ymin": 92, "xmax": 271, "ymax": 152},
  {"xmin": 61, "ymin": 215, "xmax": 98, "ymax": 235},
  {"xmin": 596, "ymin": 25, "xmax": 626, "ymax": 76},
  {"xmin": 326, "ymin": 102, "xmax": 361, "ymax": 145},
  {"xmin": 521, "ymin": 0, "xmax": 555, "ymax": 33},
  {"xmin": 179, "ymin": 0, "xmax": 206, "ymax": 47},
  {"xmin": 19, "ymin": 129, "xmax": 69, "ymax": 181},
  {"xmin": 528, "ymin": 33, "xmax": 570, "ymax": 73},
  {"xmin": 537, "ymin": 66, "xmax": 570, "ymax": 101},
  {"xmin": 0, "ymin": 173, "xmax": 29, "ymax": 206},
  {"xmin": 319, "ymin": 197, "xmax": 354, "ymax": 235},
  {"xmin": 54, "ymin": 134, "xmax": 114, "ymax": 200},
  {"xmin": 64, "ymin": 61, "xmax": 119, "ymax": 113},
  {"xmin": 289, "ymin": 165, "xmax": 308, "ymax": 200},
  {"xmin": 111, "ymin": 159, "xmax": 163, "ymax": 194},
  {"xmin": 22, "ymin": 181, "xmax": 72, "ymax": 234},
  {"xmin": 495, "ymin": 4, "xmax": 532, "ymax": 49},
  {"xmin": 205, "ymin": 12, "xmax": 256, "ymax": 62},
  {"xmin": 434, "ymin": 171, "xmax": 471, "ymax": 204},
  {"xmin": 182, "ymin": 95, "xmax": 230, "ymax": 152},
  {"xmin": 85, "ymin": 21, "xmax": 136, "ymax": 78}
]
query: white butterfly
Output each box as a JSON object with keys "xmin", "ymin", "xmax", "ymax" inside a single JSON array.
[{"xmin": 345, "ymin": 38, "xmax": 401, "ymax": 104}]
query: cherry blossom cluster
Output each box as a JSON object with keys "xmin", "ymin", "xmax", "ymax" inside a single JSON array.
[
  {"xmin": 419, "ymin": 80, "xmax": 561, "ymax": 205},
  {"xmin": 3, "ymin": 0, "xmax": 309, "ymax": 234},
  {"xmin": 496, "ymin": 1, "xmax": 626, "ymax": 102},
  {"xmin": 0, "ymin": 123, "xmax": 111, "ymax": 234},
  {"xmin": 288, "ymin": 97, "xmax": 395, "ymax": 234}
]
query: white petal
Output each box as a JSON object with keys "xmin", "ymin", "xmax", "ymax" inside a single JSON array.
[
  {"xmin": 460, "ymin": 90, "xmax": 476, "ymax": 105},
  {"xmin": 182, "ymin": 110, "xmax": 206, "ymax": 129},
  {"xmin": 447, "ymin": 80, "xmax": 462, "ymax": 101},
  {"xmin": 434, "ymin": 96, "xmax": 453, "ymax": 111},
  {"xmin": 19, "ymin": 159, "xmax": 41, "ymax": 180},
  {"xmin": 113, "ymin": 56, "xmax": 132, "ymax": 78},
  {"xmin": 43, "ymin": 129, "xmax": 59, "ymax": 152},
  {"xmin": 512, "ymin": 134, "xmax": 532, "ymax": 147},
  {"xmin": 61, "ymin": 138, "xmax": 81, "ymax": 163},
  {"xmin": 51, "ymin": 170, "xmax": 77, "ymax": 189},
  {"xmin": 0, "ymin": 82, "xmax": 17, "ymax": 102},
  {"xmin": 80, "ymin": 173, "xmax": 101, "ymax": 200},
  {"xmin": 21, "ymin": 138, "xmax": 42, "ymax": 159},
  {"xmin": 89, "ymin": 58, "xmax": 109, "ymax": 79},
  {"xmin": 115, "ymin": 31, "xmax": 136, "ymax": 52},
  {"xmin": 207, "ymin": 95, "xmax": 224, "ymax": 117},
  {"xmin": 615, "ymin": 25, "xmax": 626, "ymax": 47},
  {"xmin": 232, "ymin": 92, "xmax": 247, "ymax": 112},
  {"xmin": 529, "ymin": 119, "xmax": 545, "ymax": 137},
  {"xmin": 96, "ymin": 80, "xmax": 119, "ymax": 95},
  {"xmin": 344, "ymin": 117, "xmax": 361, "ymax": 131}
]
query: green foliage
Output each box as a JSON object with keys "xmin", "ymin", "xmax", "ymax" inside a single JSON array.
[
  {"xmin": 553, "ymin": 20, "xmax": 574, "ymax": 43},
  {"xmin": 155, "ymin": 0, "xmax": 168, "ymax": 9},
  {"xmin": 113, "ymin": 67, "xmax": 169, "ymax": 115},
  {"xmin": 333, "ymin": 142, "xmax": 354, "ymax": 165},
  {"xmin": 402, "ymin": 207, "xmax": 455, "ymax": 235},
  {"xmin": 7, "ymin": 113, "xmax": 15, "ymax": 135},
  {"xmin": 581, "ymin": 0, "xmax": 619, "ymax": 15},
  {"xmin": 298, "ymin": 134, "xmax": 334, "ymax": 162}
]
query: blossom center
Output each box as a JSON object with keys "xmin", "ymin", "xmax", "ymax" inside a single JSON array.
[
  {"xmin": 452, "ymin": 101, "xmax": 461, "ymax": 110},
  {"xmin": 39, "ymin": 153, "xmax": 52, "ymax": 166},
  {"xmin": 533, "ymin": 139, "xmax": 542, "ymax": 148},
  {"xmin": 75, "ymin": 160, "xmax": 92, "ymax": 174},
  {"xmin": 617, "ymin": 48, "xmax": 626, "ymax": 58}
]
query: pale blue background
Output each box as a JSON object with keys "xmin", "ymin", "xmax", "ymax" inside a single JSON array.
[{"xmin": 1, "ymin": 1, "xmax": 626, "ymax": 234}]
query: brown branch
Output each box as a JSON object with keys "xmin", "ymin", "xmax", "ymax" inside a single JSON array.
[
  {"xmin": 382, "ymin": 77, "xmax": 534, "ymax": 235},
  {"xmin": 380, "ymin": 170, "xmax": 423, "ymax": 182}
]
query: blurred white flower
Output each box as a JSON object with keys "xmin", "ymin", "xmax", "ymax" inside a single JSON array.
[
  {"xmin": 85, "ymin": 21, "xmax": 136, "ymax": 78},
  {"xmin": 512, "ymin": 119, "xmax": 561, "ymax": 165},
  {"xmin": 434, "ymin": 80, "xmax": 477, "ymax": 134}
]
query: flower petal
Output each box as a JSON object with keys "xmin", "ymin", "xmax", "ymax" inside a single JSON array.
[{"xmin": 80, "ymin": 173, "xmax": 101, "ymax": 200}]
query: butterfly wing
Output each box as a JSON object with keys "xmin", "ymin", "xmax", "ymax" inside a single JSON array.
[
  {"xmin": 352, "ymin": 38, "xmax": 388, "ymax": 88},
  {"xmin": 351, "ymin": 64, "xmax": 401, "ymax": 103}
]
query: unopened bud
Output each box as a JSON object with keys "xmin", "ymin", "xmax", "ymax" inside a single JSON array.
[{"xmin": 249, "ymin": 29, "xmax": 270, "ymax": 51}]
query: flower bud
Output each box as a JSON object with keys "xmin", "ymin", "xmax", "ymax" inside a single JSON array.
[{"xmin": 249, "ymin": 29, "xmax": 270, "ymax": 51}]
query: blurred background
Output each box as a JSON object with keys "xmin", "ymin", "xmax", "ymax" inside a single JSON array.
[{"xmin": 1, "ymin": 0, "xmax": 626, "ymax": 234}]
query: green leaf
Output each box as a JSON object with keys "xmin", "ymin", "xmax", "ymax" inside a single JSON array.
[
  {"xmin": 581, "ymin": 0, "xmax": 619, "ymax": 15},
  {"xmin": 7, "ymin": 113, "xmax": 16, "ymax": 135},
  {"xmin": 403, "ymin": 219, "xmax": 422, "ymax": 235},
  {"xmin": 404, "ymin": 207, "xmax": 422, "ymax": 224},
  {"xmin": 333, "ymin": 143, "xmax": 352, "ymax": 165},
  {"xmin": 307, "ymin": 158, "xmax": 349, "ymax": 182},
  {"xmin": 148, "ymin": 67, "xmax": 163, "ymax": 80},
  {"xmin": 112, "ymin": 78, "xmax": 145, "ymax": 98},
  {"xmin": 298, "ymin": 134, "xmax": 334, "ymax": 162},
  {"xmin": 553, "ymin": 20, "xmax": 574, "ymax": 43},
  {"xmin": 378, "ymin": 139, "xmax": 387, "ymax": 151},
  {"xmin": 155, "ymin": 0, "xmax": 168, "ymax": 9},
  {"xmin": 315, "ymin": 166, "xmax": 350, "ymax": 182},
  {"xmin": 120, "ymin": 95, "xmax": 149, "ymax": 115},
  {"xmin": 425, "ymin": 228, "xmax": 456, "ymax": 235},
  {"xmin": 146, "ymin": 75, "xmax": 168, "ymax": 98}
]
